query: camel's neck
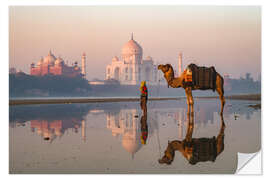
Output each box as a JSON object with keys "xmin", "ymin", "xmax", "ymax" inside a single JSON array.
[
  {"xmin": 170, "ymin": 140, "xmax": 193, "ymax": 161},
  {"xmin": 164, "ymin": 71, "xmax": 184, "ymax": 88},
  {"xmin": 169, "ymin": 140, "xmax": 183, "ymax": 151}
]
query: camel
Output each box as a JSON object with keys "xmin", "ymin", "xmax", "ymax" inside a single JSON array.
[
  {"xmin": 158, "ymin": 64, "xmax": 225, "ymax": 115},
  {"xmin": 158, "ymin": 113, "xmax": 225, "ymax": 165}
]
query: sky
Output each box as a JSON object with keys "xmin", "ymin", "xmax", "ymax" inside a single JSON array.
[{"xmin": 9, "ymin": 6, "xmax": 261, "ymax": 80}]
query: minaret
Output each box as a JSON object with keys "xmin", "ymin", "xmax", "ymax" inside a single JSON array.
[
  {"xmin": 81, "ymin": 52, "xmax": 86, "ymax": 78},
  {"xmin": 81, "ymin": 119, "xmax": 86, "ymax": 142},
  {"xmin": 178, "ymin": 53, "xmax": 183, "ymax": 76},
  {"xmin": 177, "ymin": 110, "xmax": 184, "ymax": 139}
]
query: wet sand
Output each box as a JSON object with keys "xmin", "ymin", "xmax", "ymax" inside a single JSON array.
[
  {"xmin": 225, "ymin": 94, "xmax": 261, "ymax": 101},
  {"xmin": 9, "ymin": 94, "xmax": 260, "ymax": 106}
]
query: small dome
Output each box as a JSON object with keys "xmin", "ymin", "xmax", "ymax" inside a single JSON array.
[
  {"xmin": 43, "ymin": 131, "xmax": 52, "ymax": 139},
  {"xmin": 37, "ymin": 57, "xmax": 43, "ymax": 66},
  {"xmin": 121, "ymin": 35, "xmax": 143, "ymax": 57},
  {"xmin": 112, "ymin": 132, "xmax": 118, "ymax": 137},
  {"xmin": 37, "ymin": 128, "xmax": 42, "ymax": 135},
  {"xmin": 112, "ymin": 56, "xmax": 119, "ymax": 62},
  {"xmin": 43, "ymin": 51, "xmax": 56, "ymax": 65},
  {"xmin": 55, "ymin": 56, "xmax": 64, "ymax": 65},
  {"xmin": 145, "ymin": 56, "xmax": 152, "ymax": 61},
  {"xmin": 55, "ymin": 129, "xmax": 62, "ymax": 136}
]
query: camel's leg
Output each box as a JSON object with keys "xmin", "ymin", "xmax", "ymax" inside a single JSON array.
[
  {"xmin": 216, "ymin": 86, "xmax": 225, "ymax": 115},
  {"xmin": 185, "ymin": 88, "xmax": 191, "ymax": 114},
  {"xmin": 185, "ymin": 87, "xmax": 194, "ymax": 114},
  {"xmin": 190, "ymin": 91, "xmax": 194, "ymax": 114},
  {"xmin": 185, "ymin": 112, "xmax": 194, "ymax": 142},
  {"xmin": 216, "ymin": 74, "xmax": 225, "ymax": 115},
  {"xmin": 216, "ymin": 114, "xmax": 226, "ymax": 155}
]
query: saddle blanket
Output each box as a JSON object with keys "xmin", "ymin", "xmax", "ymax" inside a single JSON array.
[{"xmin": 187, "ymin": 63, "xmax": 217, "ymax": 91}]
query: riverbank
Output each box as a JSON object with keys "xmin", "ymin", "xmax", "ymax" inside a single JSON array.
[
  {"xmin": 225, "ymin": 94, "xmax": 261, "ymax": 101},
  {"xmin": 199, "ymin": 94, "xmax": 261, "ymax": 101},
  {"xmin": 9, "ymin": 94, "xmax": 261, "ymax": 106},
  {"xmin": 9, "ymin": 97, "xmax": 183, "ymax": 106}
]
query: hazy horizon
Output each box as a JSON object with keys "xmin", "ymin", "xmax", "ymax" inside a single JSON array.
[{"xmin": 9, "ymin": 6, "xmax": 261, "ymax": 80}]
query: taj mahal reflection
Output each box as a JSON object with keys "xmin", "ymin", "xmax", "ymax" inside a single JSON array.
[
  {"xmin": 105, "ymin": 105, "xmax": 223, "ymax": 157},
  {"xmin": 106, "ymin": 109, "xmax": 142, "ymax": 157},
  {"xmin": 106, "ymin": 108, "xmax": 159, "ymax": 158},
  {"xmin": 9, "ymin": 101, "xmax": 259, "ymax": 158}
]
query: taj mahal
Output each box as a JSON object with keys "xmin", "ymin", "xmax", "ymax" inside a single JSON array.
[{"xmin": 106, "ymin": 34, "xmax": 159, "ymax": 85}]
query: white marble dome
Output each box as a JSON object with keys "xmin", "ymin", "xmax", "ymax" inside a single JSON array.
[
  {"xmin": 121, "ymin": 36, "xmax": 143, "ymax": 57},
  {"xmin": 122, "ymin": 132, "xmax": 142, "ymax": 154}
]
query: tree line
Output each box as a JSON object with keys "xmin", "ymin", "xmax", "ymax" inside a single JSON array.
[{"xmin": 9, "ymin": 73, "xmax": 91, "ymax": 97}]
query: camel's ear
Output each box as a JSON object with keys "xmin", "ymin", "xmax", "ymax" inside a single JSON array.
[{"xmin": 168, "ymin": 140, "xmax": 170, "ymax": 144}]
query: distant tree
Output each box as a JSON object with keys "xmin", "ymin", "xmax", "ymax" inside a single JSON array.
[
  {"xmin": 9, "ymin": 73, "xmax": 91, "ymax": 97},
  {"xmin": 9, "ymin": 67, "xmax": 17, "ymax": 74},
  {"xmin": 104, "ymin": 78, "xmax": 120, "ymax": 85}
]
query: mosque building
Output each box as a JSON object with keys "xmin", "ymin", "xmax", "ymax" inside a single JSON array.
[
  {"xmin": 106, "ymin": 34, "xmax": 158, "ymax": 85},
  {"xmin": 30, "ymin": 118, "xmax": 86, "ymax": 143},
  {"xmin": 30, "ymin": 50, "xmax": 87, "ymax": 78}
]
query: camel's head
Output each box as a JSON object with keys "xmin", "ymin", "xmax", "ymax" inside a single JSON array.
[
  {"xmin": 158, "ymin": 64, "xmax": 172, "ymax": 73},
  {"xmin": 158, "ymin": 64, "xmax": 175, "ymax": 88},
  {"xmin": 158, "ymin": 141, "xmax": 175, "ymax": 165}
]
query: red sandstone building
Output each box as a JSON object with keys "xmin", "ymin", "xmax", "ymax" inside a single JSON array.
[
  {"xmin": 30, "ymin": 118, "xmax": 86, "ymax": 142},
  {"xmin": 30, "ymin": 51, "xmax": 86, "ymax": 78}
]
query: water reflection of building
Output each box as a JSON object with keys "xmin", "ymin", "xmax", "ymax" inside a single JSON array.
[
  {"xmin": 10, "ymin": 104, "xmax": 90, "ymax": 142},
  {"xmin": 165, "ymin": 104, "xmax": 219, "ymax": 140},
  {"xmin": 107, "ymin": 109, "xmax": 142, "ymax": 158},
  {"xmin": 30, "ymin": 118, "xmax": 86, "ymax": 143},
  {"xmin": 195, "ymin": 105, "xmax": 215, "ymax": 127},
  {"xmin": 10, "ymin": 101, "xmax": 259, "ymax": 145},
  {"xmin": 176, "ymin": 109, "xmax": 185, "ymax": 139}
]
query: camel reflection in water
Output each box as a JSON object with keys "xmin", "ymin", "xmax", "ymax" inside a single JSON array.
[
  {"xmin": 11, "ymin": 100, "xmax": 258, "ymax": 161},
  {"xmin": 159, "ymin": 113, "xmax": 225, "ymax": 165}
]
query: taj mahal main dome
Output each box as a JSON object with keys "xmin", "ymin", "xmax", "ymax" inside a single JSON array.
[
  {"xmin": 106, "ymin": 34, "xmax": 158, "ymax": 85},
  {"xmin": 121, "ymin": 35, "xmax": 143, "ymax": 58}
]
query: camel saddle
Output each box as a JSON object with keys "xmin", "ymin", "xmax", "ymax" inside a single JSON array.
[
  {"xmin": 185, "ymin": 63, "xmax": 217, "ymax": 91},
  {"xmin": 183, "ymin": 137, "xmax": 217, "ymax": 165}
]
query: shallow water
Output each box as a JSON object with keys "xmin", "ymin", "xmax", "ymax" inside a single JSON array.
[{"xmin": 9, "ymin": 99, "xmax": 261, "ymax": 174}]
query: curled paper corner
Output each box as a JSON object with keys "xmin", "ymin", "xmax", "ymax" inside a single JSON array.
[{"xmin": 236, "ymin": 151, "xmax": 262, "ymax": 174}]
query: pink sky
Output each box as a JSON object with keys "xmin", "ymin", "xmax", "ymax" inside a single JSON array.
[{"xmin": 9, "ymin": 6, "xmax": 261, "ymax": 80}]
